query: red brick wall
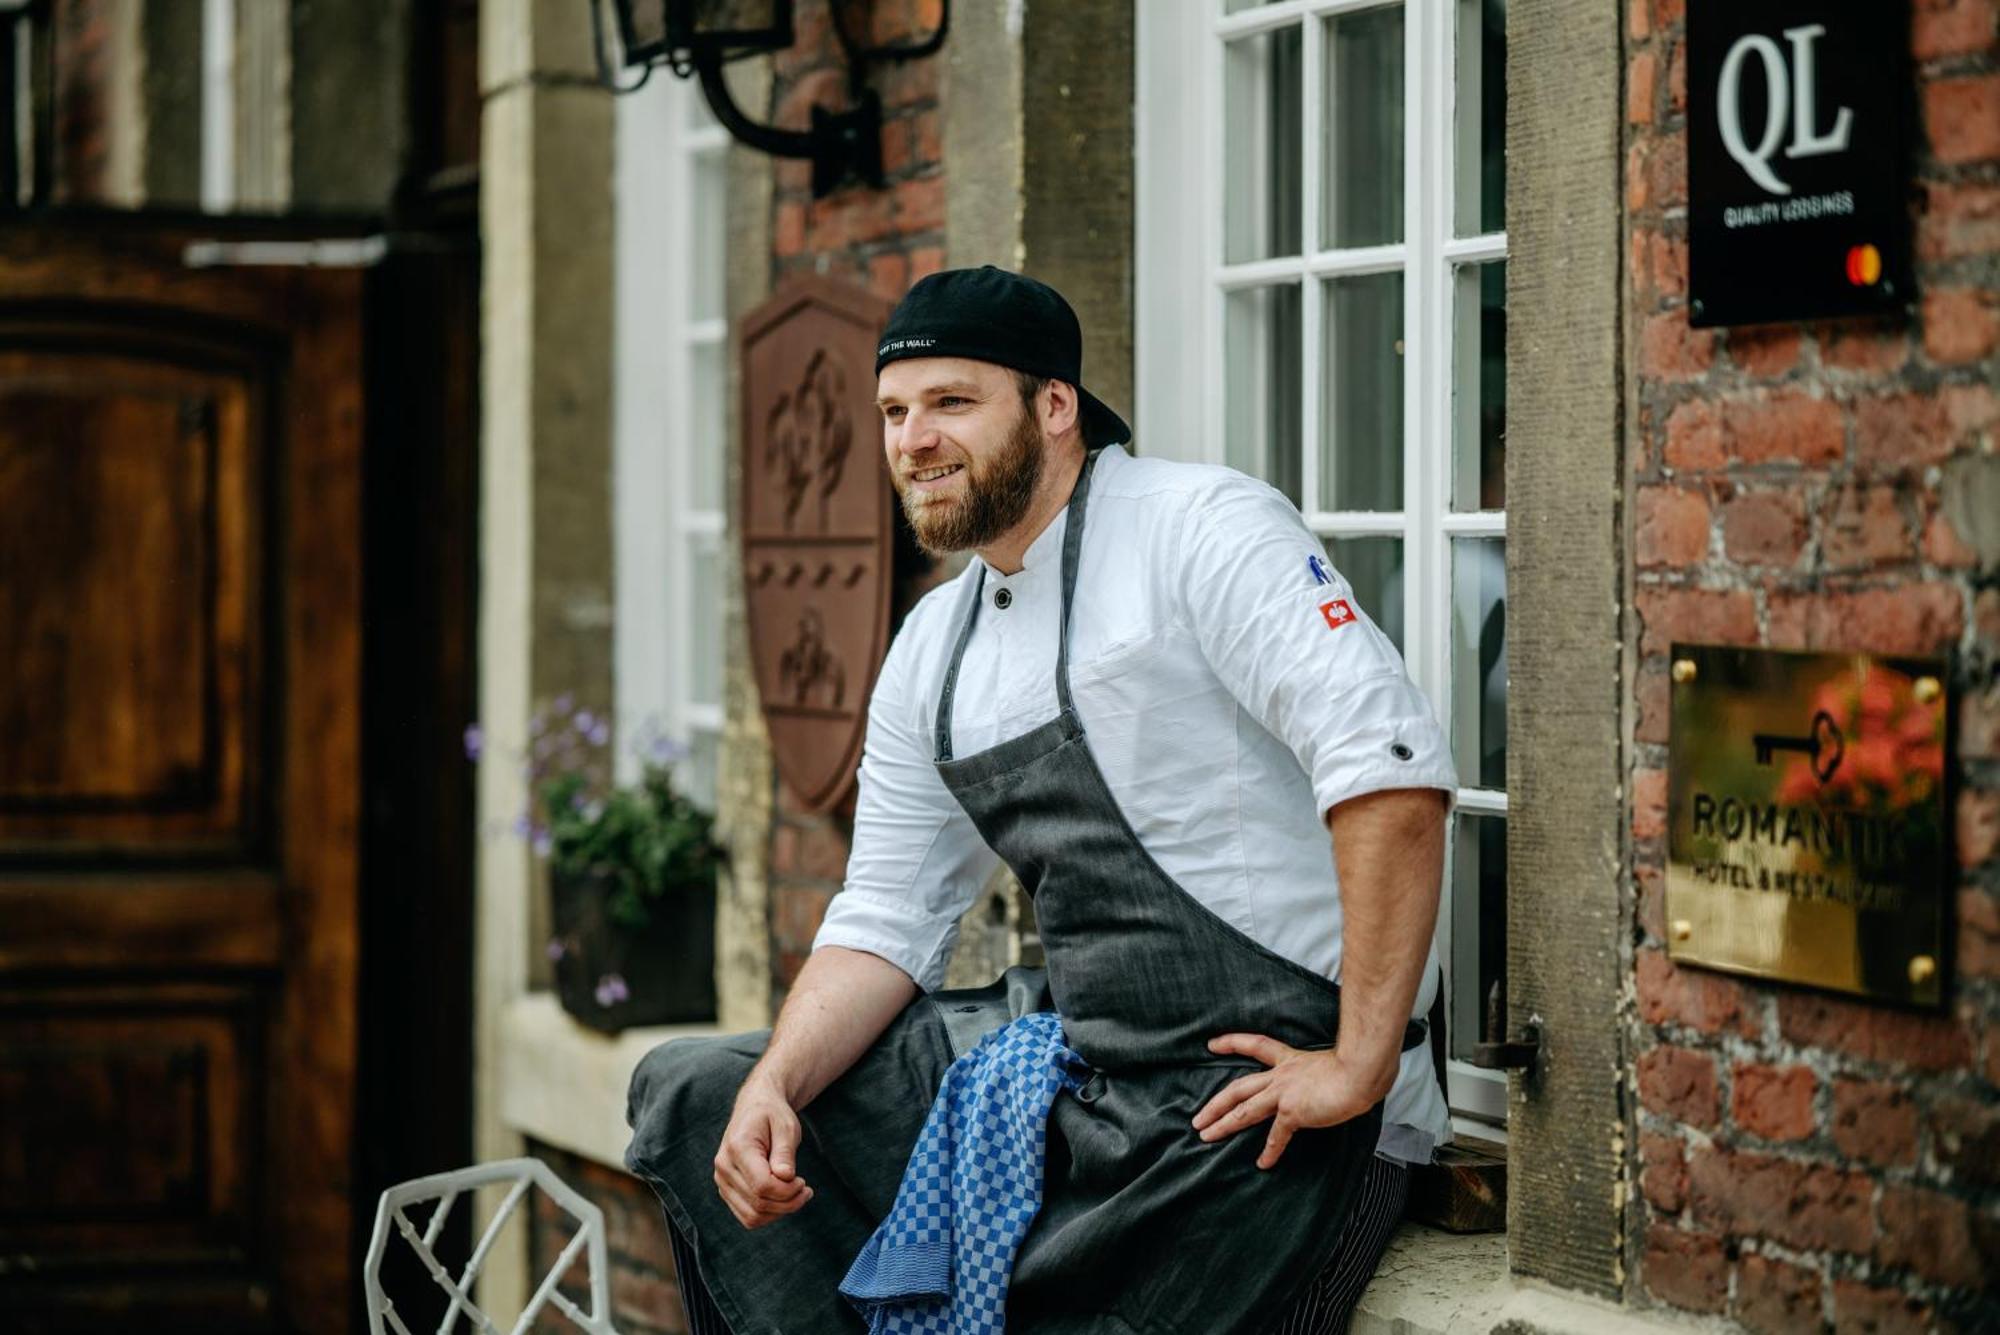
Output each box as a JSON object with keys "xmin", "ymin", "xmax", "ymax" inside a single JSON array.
[
  {"xmin": 1626, "ymin": 1, "xmax": 2000, "ymax": 1328},
  {"xmin": 767, "ymin": 0, "xmax": 948, "ymax": 1011},
  {"xmin": 51, "ymin": 0, "xmax": 113, "ymax": 203},
  {"xmin": 526, "ymin": 1142, "xmax": 693, "ymax": 1334}
]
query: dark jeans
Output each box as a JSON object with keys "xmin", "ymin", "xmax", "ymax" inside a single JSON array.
[{"xmin": 661, "ymin": 1154, "xmax": 1411, "ymax": 1335}]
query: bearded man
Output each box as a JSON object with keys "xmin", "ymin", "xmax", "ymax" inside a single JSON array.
[{"xmin": 626, "ymin": 266, "xmax": 1455, "ymax": 1335}]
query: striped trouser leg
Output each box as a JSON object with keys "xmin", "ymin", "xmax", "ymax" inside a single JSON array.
[
  {"xmin": 664, "ymin": 1210, "xmax": 734, "ymax": 1335},
  {"xmin": 1268, "ymin": 1154, "xmax": 1411, "ymax": 1335}
]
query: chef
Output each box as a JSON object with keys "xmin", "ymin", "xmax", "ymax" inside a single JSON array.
[{"xmin": 626, "ymin": 266, "xmax": 1456, "ymax": 1335}]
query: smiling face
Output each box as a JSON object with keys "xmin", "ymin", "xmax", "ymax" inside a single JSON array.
[{"xmin": 876, "ymin": 357, "xmax": 1048, "ymax": 558}]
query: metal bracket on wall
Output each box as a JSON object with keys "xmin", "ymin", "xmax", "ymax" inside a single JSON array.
[
  {"xmin": 590, "ymin": 0, "xmax": 950, "ymax": 198},
  {"xmin": 1470, "ymin": 980, "xmax": 1542, "ymax": 1072}
]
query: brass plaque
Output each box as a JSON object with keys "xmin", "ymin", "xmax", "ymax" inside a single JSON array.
[{"xmin": 1667, "ymin": 644, "xmax": 1949, "ymax": 1007}]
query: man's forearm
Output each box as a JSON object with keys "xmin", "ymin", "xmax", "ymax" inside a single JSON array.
[
  {"xmin": 1325, "ymin": 788, "xmax": 1448, "ymax": 1099},
  {"xmin": 745, "ymin": 945, "xmax": 919, "ymax": 1109}
]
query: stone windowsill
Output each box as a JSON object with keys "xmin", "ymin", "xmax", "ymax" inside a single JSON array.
[
  {"xmin": 497, "ymin": 990, "xmax": 720, "ymax": 1169},
  {"xmin": 1352, "ymin": 1227, "xmax": 1509, "ymax": 1333},
  {"xmin": 1355, "ymin": 1229, "xmax": 1724, "ymax": 1335},
  {"xmin": 495, "ymin": 995, "xmax": 1697, "ymax": 1335}
]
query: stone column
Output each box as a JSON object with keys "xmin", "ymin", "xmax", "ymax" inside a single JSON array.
[
  {"xmin": 475, "ymin": 0, "xmax": 614, "ymax": 1310},
  {"xmin": 138, "ymin": 0, "xmax": 202, "ymax": 207},
  {"xmin": 717, "ymin": 57, "xmax": 777, "ymax": 1034},
  {"xmin": 233, "ymin": 0, "xmax": 290, "ymax": 210}
]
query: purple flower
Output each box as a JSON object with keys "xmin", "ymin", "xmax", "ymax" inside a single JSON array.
[
  {"xmin": 547, "ymin": 938, "xmax": 567, "ymax": 961},
  {"xmin": 511, "ymin": 812, "xmax": 532, "ymax": 838},
  {"xmin": 588, "ymin": 719, "xmax": 611, "ymax": 747},
  {"xmin": 531, "ymin": 831, "xmax": 553, "ymax": 856},
  {"xmin": 553, "ymin": 693, "xmax": 574, "ymax": 715},
  {"xmin": 594, "ymin": 973, "xmax": 630, "ymax": 1007},
  {"xmin": 648, "ymin": 735, "xmax": 689, "ymax": 764},
  {"xmin": 462, "ymin": 724, "xmax": 483, "ymax": 762},
  {"xmin": 576, "ymin": 709, "xmax": 598, "ymax": 734}
]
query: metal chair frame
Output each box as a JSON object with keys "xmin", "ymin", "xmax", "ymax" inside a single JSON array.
[{"xmin": 363, "ymin": 1157, "xmax": 620, "ymax": 1335}]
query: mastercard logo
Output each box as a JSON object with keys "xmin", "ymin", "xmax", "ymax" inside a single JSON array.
[{"xmin": 1845, "ymin": 243, "xmax": 1883, "ymax": 287}]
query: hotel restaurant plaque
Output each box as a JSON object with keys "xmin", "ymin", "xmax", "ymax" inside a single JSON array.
[{"xmin": 1667, "ymin": 644, "xmax": 1949, "ymax": 1008}]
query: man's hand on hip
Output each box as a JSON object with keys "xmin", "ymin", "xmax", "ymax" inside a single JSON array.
[
  {"xmin": 1190, "ymin": 1034, "xmax": 1397, "ymax": 1170},
  {"xmin": 713, "ymin": 1071, "xmax": 814, "ymax": 1229},
  {"xmin": 1193, "ymin": 783, "xmax": 1446, "ymax": 1172}
]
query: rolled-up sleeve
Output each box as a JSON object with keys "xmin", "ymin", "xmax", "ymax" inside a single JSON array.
[
  {"xmin": 810, "ymin": 599, "xmax": 1001, "ymax": 991},
  {"xmin": 1177, "ymin": 478, "xmax": 1460, "ymax": 818}
]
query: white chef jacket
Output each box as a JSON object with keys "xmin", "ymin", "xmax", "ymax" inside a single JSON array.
[{"xmin": 812, "ymin": 445, "xmax": 1458, "ymax": 1162}]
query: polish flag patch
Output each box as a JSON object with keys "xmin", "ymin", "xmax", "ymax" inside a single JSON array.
[{"xmin": 1319, "ymin": 599, "xmax": 1356, "ymax": 630}]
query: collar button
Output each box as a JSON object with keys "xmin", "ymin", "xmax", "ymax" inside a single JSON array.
[{"xmin": 994, "ymin": 587, "xmax": 1013, "ymax": 610}]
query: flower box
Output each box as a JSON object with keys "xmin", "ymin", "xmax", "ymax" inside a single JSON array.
[{"xmin": 550, "ymin": 864, "xmax": 716, "ymax": 1033}]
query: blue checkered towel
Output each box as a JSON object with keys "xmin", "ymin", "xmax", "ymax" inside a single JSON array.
[{"xmin": 838, "ymin": 1010, "xmax": 1086, "ymax": 1335}]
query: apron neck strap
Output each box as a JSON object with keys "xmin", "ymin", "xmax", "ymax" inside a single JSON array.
[
  {"xmin": 1053, "ymin": 446, "xmax": 1103, "ymax": 717},
  {"xmin": 932, "ymin": 446, "xmax": 1104, "ymax": 762}
]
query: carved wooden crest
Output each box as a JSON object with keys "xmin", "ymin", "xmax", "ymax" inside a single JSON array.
[{"xmin": 741, "ymin": 277, "xmax": 894, "ymax": 813}]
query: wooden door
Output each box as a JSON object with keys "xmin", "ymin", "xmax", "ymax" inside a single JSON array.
[{"xmin": 0, "ymin": 218, "xmax": 365, "ymax": 1333}]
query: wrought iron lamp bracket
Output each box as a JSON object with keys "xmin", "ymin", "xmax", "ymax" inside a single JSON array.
[{"xmin": 593, "ymin": 0, "xmax": 950, "ymax": 199}]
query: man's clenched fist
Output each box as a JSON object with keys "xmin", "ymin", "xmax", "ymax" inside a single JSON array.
[{"xmin": 713, "ymin": 1073, "xmax": 814, "ymax": 1229}]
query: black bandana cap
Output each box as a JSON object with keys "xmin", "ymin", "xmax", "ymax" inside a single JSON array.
[{"xmin": 875, "ymin": 265, "xmax": 1133, "ymax": 448}]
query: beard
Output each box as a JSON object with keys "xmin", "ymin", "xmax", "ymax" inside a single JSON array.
[{"xmin": 893, "ymin": 401, "xmax": 1046, "ymax": 557}]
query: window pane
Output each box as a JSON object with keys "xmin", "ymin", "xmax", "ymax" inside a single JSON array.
[
  {"xmin": 1454, "ymin": 0, "xmax": 1506, "ymax": 236},
  {"xmin": 1451, "ymin": 538, "xmax": 1506, "ymax": 790},
  {"xmin": 1448, "ymin": 812, "xmax": 1507, "ymax": 1065},
  {"xmin": 1225, "ymin": 283, "xmax": 1303, "ymax": 506},
  {"xmin": 690, "ymin": 338, "xmax": 725, "ymax": 511},
  {"xmin": 1319, "ymin": 271, "xmax": 1403, "ymax": 512},
  {"xmin": 1224, "ymin": 26, "xmax": 1303, "ymax": 264},
  {"xmin": 1224, "ymin": 0, "xmax": 1280, "ymax": 12},
  {"xmin": 688, "ymin": 537, "xmax": 723, "ymax": 709},
  {"xmin": 682, "ymin": 726, "xmax": 720, "ymax": 811},
  {"xmin": 1321, "ymin": 4, "xmax": 1404, "ymax": 249},
  {"xmin": 692, "ymin": 148, "xmax": 726, "ymax": 322},
  {"xmin": 1322, "ymin": 536, "xmax": 1402, "ymax": 653},
  {"xmin": 1452, "ymin": 261, "xmax": 1506, "ymax": 511}
]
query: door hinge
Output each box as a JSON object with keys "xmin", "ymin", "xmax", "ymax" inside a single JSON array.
[{"xmin": 1470, "ymin": 980, "xmax": 1542, "ymax": 1072}]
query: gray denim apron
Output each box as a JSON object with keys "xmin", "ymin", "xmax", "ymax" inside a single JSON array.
[{"xmin": 627, "ymin": 448, "xmax": 1417, "ymax": 1334}]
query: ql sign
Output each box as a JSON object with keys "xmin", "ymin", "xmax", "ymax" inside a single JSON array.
[
  {"xmin": 1717, "ymin": 25, "xmax": 1851, "ymax": 196},
  {"xmin": 1687, "ymin": 2, "xmax": 1909, "ymax": 328}
]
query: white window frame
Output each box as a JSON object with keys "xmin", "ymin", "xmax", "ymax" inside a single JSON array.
[
  {"xmin": 614, "ymin": 77, "xmax": 730, "ymax": 796},
  {"xmin": 1137, "ymin": 0, "xmax": 1508, "ymax": 1131}
]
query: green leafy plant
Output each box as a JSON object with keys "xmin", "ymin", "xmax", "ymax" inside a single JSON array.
[
  {"xmin": 467, "ymin": 701, "xmax": 724, "ymax": 931},
  {"xmin": 540, "ymin": 761, "xmax": 721, "ymax": 929}
]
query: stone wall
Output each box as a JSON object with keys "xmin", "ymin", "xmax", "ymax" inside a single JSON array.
[
  {"xmin": 765, "ymin": 0, "xmax": 952, "ymax": 1009},
  {"xmin": 1623, "ymin": 1, "xmax": 2000, "ymax": 1328}
]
